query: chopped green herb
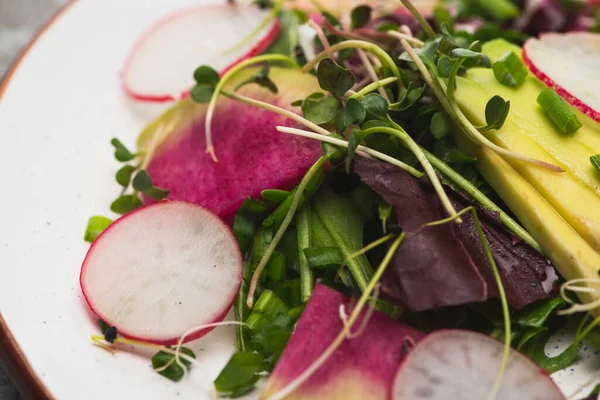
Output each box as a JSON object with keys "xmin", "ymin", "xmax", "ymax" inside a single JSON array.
[
  {"xmin": 261, "ymin": 189, "xmax": 290, "ymax": 204},
  {"xmin": 254, "ymin": 290, "xmax": 289, "ymax": 320},
  {"xmin": 304, "ymin": 247, "xmax": 344, "ymax": 269},
  {"xmin": 84, "ymin": 216, "xmax": 112, "ymax": 243},
  {"xmin": 590, "ymin": 155, "xmax": 600, "ymax": 174},
  {"xmin": 152, "ymin": 347, "xmax": 196, "ymax": 382},
  {"xmin": 492, "ymin": 51, "xmax": 527, "ymax": 88},
  {"xmin": 233, "ymin": 197, "xmax": 269, "ymax": 254},
  {"xmin": 537, "ymin": 88, "xmax": 582, "ymax": 134}
]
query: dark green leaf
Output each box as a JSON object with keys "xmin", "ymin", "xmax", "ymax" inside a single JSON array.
[
  {"xmin": 254, "ymin": 289, "xmax": 289, "ymax": 320},
  {"xmin": 152, "ymin": 347, "xmax": 196, "ymax": 382},
  {"xmin": 132, "ymin": 170, "xmax": 153, "ymax": 192},
  {"xmin": 451, "ymin": 48, "xmax": 491, "ymax": 68},
  {"xmin": 583, "ymin": 328, "xmax": 600, "ymax": 349},
  {"xmin": 361, "ymin": 93, "xmax": 388, "ymax": 116},
  {"xmin": 521, "ymin": 331, "xmax": 582, "ymax": 373},
  {"xmin": 267, "ymin": 251, "xmax": 286, "ymax": 282},
  {"xmin": 191, "ymin": 84, "xmax": 215, "ymax": 103},
  {"xmin": 84, "ymin": 216, "xmax": 113, "ymax": 243},
  {"xmin": 493, "ymin": 51, "xmax": 528, "ymax": 88},
  {"xmin": 99, "ymin": 319, "xmax": 109, "ymax": 334},
  {"xmin": 317, "ymin": 58, "xmax": 356, "ymax": 98},
  {"xmin": 346, "ymin": 129, "xmax": 368, "ymax": 173},
  {"xmin": 236, "ymin": 64, "xmax": 278, "ymax": 94},
  {"xmin": 110, "ymin": 194, "xmax": 142, "ymax": 215},
  {"xmin": 110, "ymin": 138, "xmax": 135, "ymax": 162},
  {"xmin": 302, "ymin": 93, "xmax": 342, "ymax": 125},
  {"xmin": 336, "ymin": 98, "xmax": 366, "ymax": 132},
  {"xmin": 193, "ymin": 65, "xmax": 220, "ymax": 86},
  {"xmin": 513, "ymin": 297, "xmax": 565, "ymax": 328},
  {"xmin": 290, "ymin": 99, "xmax": 303, "ymax": 107},
  {"xmin": 448, "ymin": 151, "xmax": 476, "ymax": 164},
  {"xmin": 350, "ymin": 5, "xmax": 371, "ymax": 30},
  {"xmin": 483, "ymin": 95, "xmax": 510, "ymax": 130},
  {"xmin": 145, "ymin": 186, "xmax": 170, "ymax": 201},
  {"xmin": 322, "ymin": 133, "xmax": 345, "ymax": 164},
  {"xmin": 390, "ymin": 82, "xmax": 425, "ymax": 111},
  {"xmin": 437, "ymin": 56, "xmax": 455, "ymax": 78},
  {"xmin": 590, "ymin": 155, "xmax": 600, "ymax": 174},
  {"xmin": 517, "ymin": 326, "xmax": 548, "ymax": 350},
  {"xmin": 214, "ymin": 352, "xmax": 264, "ymax": 397},
  {"xmin": 538, "ymin": 88, "xmax": 582, "ymax": 135},
  {"xmin": 399, "ymin": 37, "xmax": 441, "ymax": 64},
  {"xmin": 430, "ymin": 111, "xmax": 452, "ymax": 139},
  {"xmin": 434, "ymin": 7, "xmax": 453, "ymax": 32},
  {"xmin": 233, "ymin": 197, "xmax": 268, "ymax": 254},
  {"xmin": 322, "ymin": 11, "xmax": 341, "ymax": 27},
  {"xmin": 116, "ymin": 165, "xmax": 135, "ymax": 187},
  {"xmin": 304, "ymin": 246, "xmax": 344, "ymax": 269}
]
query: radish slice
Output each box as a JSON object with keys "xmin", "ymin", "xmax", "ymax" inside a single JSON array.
[
  {"xmin": 390, "ymin": 330, "xmax": 565, "ymax": 400},
  {"xmin": 523, "ymin": 32, "xmax": 600, "ymax": 123},
  {"xmin": 122, "ymin": 4, "xmax": 279, "ymax": 102},
  {"xmin": 80, "ymin": 202, "xmax": 243, "ymax": 345}
]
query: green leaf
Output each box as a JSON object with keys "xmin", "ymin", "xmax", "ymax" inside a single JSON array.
[
  {"xmin": 302, "ymin": 93, "xmax": 342, "ymax": 125},
  {"xmin": 449, "ymin": 151, "xmax": 476, "ymax": 164},
  {"xmin": 110, "ymin": 195, "xmax": 142, "ymax": 215},
  {"xmin": 214, "ymin": 352, "xmax": 264, "ymax": 397},
  {"xmin": 84, "ymin": 216, "xmax": 113, "ymax": 243},
  {"xmin": 152, "ymin": 347, "xmax": 196, "ymax": 382},
  {"xmin": 585, "ymin": 328, "xmax": 600, "ymax": 349},
  {"xmin": 378, "ymin": 203, "xmax": 392, "ymax": 233},
  {"xmin": 336, "ymin": 98, "xmax": 366, "ymax": 132},
  {"xmin": 317, "ymin": 58, "xmax": 356, "ymax": 98},
  {"xmin": 261, "ymin": 189, "xmax": 290, "ymax": 204},
  {"xmin": 304, "ymin": 246, "xmax": 344, "ymax": 269},
  {"xmin": 322, "ymin": 11, "xmax": 341, "ymax": 27},
  {"xmin": 430, "ymin": 111, "xmax": 452, "ymax": 139},
  {"xmin": 145, "ymin": 187, "xmax": 170, "ymax": 201},
  {"xmin": 399, "ymin": 37, "xmax": 441, "ymax": 64},
  {"xmin": 493, "ymin": 51, "xmax": 528, "ymax": 88},
  {"xmin": 346, "ymin": 129, "xmax": 368, "ymax": 173},
  {"xmin": 116, "ymin": 165, "xmax": 135, "ymax": 187},
  {"xmin": 434, "ymin": 7, "xmax": 453, "ymax": 32},
  {"xmin": 193, "ymin": 65, "xmax": 220, "ymax": 86},
  {"xmin": 190, "ymin": 84, "xmax": 215, "ymax": 103},
  {"xmin": 483, "ymin": 95, "xmax": 510, "ymax": 131},
  {"xmin": 591, "ymin": 155, "xmax": 600, "ymax": 174},
  {"xmin": 132, "ymin": 170, "xmax": 153, "ymax": 192},
  {"xmin": 451, "ymin": 48, "xmax": 492, "ymax": 68},
  {"xmin": 390, "ymin": 82, "xmax": 425, "ymax": 111},
  {"xmin": 234, "ymin": 197, "xmax": 268, "ymax": 254},
  {"xmin": 361, "ymin": 93, "xmax": 389, "ymax": 116},
  {"xmin": 254, "ymin": 289, "xmax": 289, "ymax": 320},
  {"xmin": 236, "ymin": 64, "xmax": 278, "ymax": 94},
  {"xmin": 350, "ymin": 5, "xmax": 371, "ymax": 30},
  {"xmin": 110, "ymin": 138, "xmax": 135, "ymax": 162},
  {"xmin": 322, "ymin": 133, "xmax": 345, "ymax": 164},
  {"xmin": 267, "ymin": 251, "xmax": 286, "ymax": 283},
  {"xmin": 521, "ymin": 331, "xmax": 582, "ymax": 373},
  {"xmin": 437, "ymin": 56, "xmax": 455, "ymax": 78},
  {"xmin": 513, "ymin": 297, "xmax": 565, "ymax": 328},
  {"xmin": 517, "ymin": 326, "xmax": 548, "ymax": 351}
]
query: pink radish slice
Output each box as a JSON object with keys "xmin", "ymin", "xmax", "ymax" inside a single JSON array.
[
  {"xmin": 122, "ymin": 4, "xmax": 279, "ymax": 102},
  {"xmin": 80, "ymin": 202, "xmax": 243, "ymax": 345},
  {"xmin": 523, "ymin": 32, "xmax": 600, "ymax": 123},
  {"xmin": 390, "ymin": 330, "xmax": 565, "ymax": 400}
]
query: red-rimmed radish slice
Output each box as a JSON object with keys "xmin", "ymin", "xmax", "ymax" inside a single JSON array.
[
  {"xmin": 80, "ymin": 201, "xmax": 243, "ymax": 345},
  {"xmin": 390, "ymin": 330, "xmax": 565, "ymax": 400},
  {"xmin": 523, "ymin": 32, "xmax": 600, "ymax": 123},
  {"xmin": 122, "ymin": 4, "xmax": 279, "ymax": 103}
]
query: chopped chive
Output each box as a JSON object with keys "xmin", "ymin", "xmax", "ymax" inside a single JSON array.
[
  {"xmin": 261, "ymin": 189, "xmax": 290, "ymax": 203},
  {"xmin": 254, "ymin": 290, "xmax": 289, "ymax": 320},
  {"xmin": 267, "ymin": 251, "xmax": 286, "ymax": 283},
  {"xmin": 296, "ymin": 206, "xmax": 313, "ymax": 302},
  {"xmin": 152, "ymin": 347, "xmax": 196, "ymax": 382},
  {"xmin": 537, "ymin": 88, "xmax": 582, "ymax": 134},
  {"xmin": 214, "ymin": 352, "xmax": 264, "ymax": 397},
  {"xmin": 233, "ymin": 198, "xmax": 268, "ymax": 254},
  {"xmin": 84, "ymin": 216, "xmax": 113, "ymax": 243},
  {"xmin": 245, "ymin": 312, "xmax": 270, "ymax": 331},
  {"xmin": 303, "ymin": 247, "xmax": 344, "ymax": 269},
  {"xmin": 492, "ymin": 51, "xmax": 528, "ymax": 88}
]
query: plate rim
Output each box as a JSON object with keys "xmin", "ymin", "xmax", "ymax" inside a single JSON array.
[{"xmin": 0, "ymin": 2, "xmax": 77, "ymax": 398}]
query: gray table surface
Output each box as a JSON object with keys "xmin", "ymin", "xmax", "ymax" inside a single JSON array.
[{"xmin": 0, "ymin": 2, "xmax": 67, "ymax": 398}]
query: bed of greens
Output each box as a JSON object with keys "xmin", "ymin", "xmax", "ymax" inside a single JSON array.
[{"xmin": 80, "ymin": 0, "xmax": 600, "ymax": 399}]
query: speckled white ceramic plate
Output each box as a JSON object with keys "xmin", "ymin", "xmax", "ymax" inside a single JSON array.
[{"xmin": 0, "ymin": 1, "xmax": 598, "ymax": 399}]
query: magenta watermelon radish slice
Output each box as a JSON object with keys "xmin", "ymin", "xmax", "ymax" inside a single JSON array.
[
  {"xmin": 391, "ymin": 330, "xmax": 565, "ymax": 400},
  {"xmin": 122, "ymin": 3, "xmax": 279, "ymax": 102},
  {"xmin": 80, "ymin": 202, "xmax": 243, "ymax": 345},
  {"xmin": 523, "ymin": 32, "xmax": 600, "ymax": 123},
  {"xmin": 137, "ymin": 67, "xmax": 324, "ymax": 224},
  {"xmin": 261, "ymin": 284, "xmax": 425, "ymax": 400}
]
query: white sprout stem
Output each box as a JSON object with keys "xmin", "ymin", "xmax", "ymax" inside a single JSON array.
[
  {"xmin": 386, "ymin": 30, "xmax": 424, "ymax": 47},
  {"xmin": 275, "ymin": 126, "xmax": 424, "ymax": 178},
  {"xmin": 357, "ymin": 49, "xmax": 389, "ymax": 100},
  {"xmin": 344, "ymin": 284, "xmax": 381, "ymax": 339},
  {"xmin": 559, "ymin": 278, "xmax": 600, "ymax": 315},
  {"xmin": 308, "ymin": 19, "xmax": 334, "ymax": 60},
  {"xmin": 349, "ymin": 77, "xmax": 398, "ymax": 99},
  {"xmin": 205, "ymin": 54, "xmax": 298, "ymax": 162},
  {"xmin": 397, "ymin": 38, "xmax": 563, "ymax": 173}
]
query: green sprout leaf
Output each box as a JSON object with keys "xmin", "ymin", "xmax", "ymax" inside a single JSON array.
[
  {"xmin": 233, "ymin": 197, "xmax": 269, "ymax": 254},
  {"xmin": 322, "ymin": 133, "xmax": 345, "ymax": 165},
  {"xmin": 132, "ymin": 170, "xmax": 170, "ymax": 200},
  {"xmin": 261, "ymin": 189, "xmax": 290, "ymax": 204},
  {"xmin": 493, "ymin": 51, "xmax": 528, "ymax": 88},
  {"xmin": 301, "ymin": 93, "xmax": 342, "ymax": 125},
  {"xmin": 434, "ymin": 7, "xmax": 453, "ymax": 32},
  {"xmin": 430, "ymin": 111, "xmax": 452, "ymax": 139},
  {"xmin": 336, "ymin": 98, "xmax": 366, "ymax": 132},
  {"xmin": 378, "ymin": 202, "xmax": 393, "ymax": 233},
  {"xmin": 191, "ymin": 66, "xmax": 221, "ymax": 103},
  {"xmin": 513, "ymin": 297, "xmax": 565, "ymax": 328},
  {"xmin": 317, "ymin": 58, "xmax": 356, "ymax": 98},
  {"xmin": 110, "ymin": 138, "xmax": 135, "ymax": 162},
  {"xmin": 399, "ymin": 36, "xmax": 441, "ymax": 64},
  {"xmin": 482, "ymin": 95, "xmax": 510, "ymax": 131},
  {"xmin": 437, "ymin": 55, "xmax": 455, "ymax": 78},
  {"xmin": 110, "ymin": 194, "xmax": 142, "ymax": 215},
  {"xmin": 361, "ymin": 93, "xmax": 389, "ymax": 116},
  {"xmin": 84, "ymin": 216, "xmax": 113, "ymax": 243},
  {"xmin": 451, "ymin": 48, "xmax": 492, "ymax": 68},
  {"xmin": 116, "ymin": 165, "xmax": 136, "ymax": 188},
  {"xmin": 350, "ymin": 5, "xmax": 372, "ymax": 30},
  {"xmin": 152, "ymin": 347, "xmax": 196, "ymax": 382}
]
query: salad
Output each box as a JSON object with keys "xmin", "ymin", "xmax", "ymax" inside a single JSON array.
[{"xmin": 80, "ymin": 0, "xmax": 600, "ymax": 399}]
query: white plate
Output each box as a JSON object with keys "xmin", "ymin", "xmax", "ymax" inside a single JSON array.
[{"xmin": 0, "ymin": 1, "xmax": 598, "ymax": 399}]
